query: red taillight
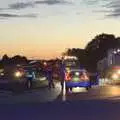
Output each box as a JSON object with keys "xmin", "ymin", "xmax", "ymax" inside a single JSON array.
[
  {"xmin": 80, "ymin": 73, "xmax": 89, "ymax": 81},
  {"xmin": 65, "ymin": 72, "xmax": 72, "ymax": 81}
]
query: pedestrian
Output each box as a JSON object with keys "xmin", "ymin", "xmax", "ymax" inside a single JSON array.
[
  {"xmin": 25, "ymin": 70, "xmax": 34, "ymax": 89},
  {"xmin": 60, "ymin": 62, "xmax": 65, "ymax": 90},
  {"xmin": 47, "ymin": 66, "xmax": 55, "ymax": 89}
]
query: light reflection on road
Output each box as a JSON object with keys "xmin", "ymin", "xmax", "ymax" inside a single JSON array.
[
  {"xmin": 61, "ymin": 85, "xmax": 120, "ymax": 101},
  {"xmin": 1, "ymin": 82, "xmax": 120, "ymax": 103},
  {"xmin": 101, "ymin": 86, "xmax": 120, "ymax": 97}
]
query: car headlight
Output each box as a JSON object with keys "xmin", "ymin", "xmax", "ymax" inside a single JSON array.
[
  {"xmin": 117, "ymin": 70, "xmax": 120, "ymax": 75},
  {"xmin": 112, "ymin": 74, "xmax": 119, "ymax": 80},
  {"xmin": 0, "ymin": 73, "xmax": 4, "ymax": 76},
  {"xmin": 14, "ymin": 71, "xmax": 22, "ymax": 78},
  {"xmin": 75, "ymin": 72, "xmax": 79, "ymax": 76}
]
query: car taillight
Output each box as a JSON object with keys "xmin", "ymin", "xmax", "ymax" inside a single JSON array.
[
  {"xmin": 65, "ymin": 72, "xmax": 72, "ymax": 81},
  {"xmin": 80, "ymin": 73, "xmax": 89, "ymax": 81}
]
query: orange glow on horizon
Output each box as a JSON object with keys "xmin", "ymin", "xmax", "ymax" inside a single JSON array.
[{"xmin": 1, "ymin": 19, "xmax": 120, "ymax": 59}]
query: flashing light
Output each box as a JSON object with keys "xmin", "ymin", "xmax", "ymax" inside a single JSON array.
[
  {"xmin": 65, "ymin": 72, "xmax": 72, "ymax": 81},
  {"xmin": 80, "ymin": 72, "xmax": 89, "ymax": 81},
  {"xmin": 112, "ymin": 74, "xmax": 119, "ymax": 80}
]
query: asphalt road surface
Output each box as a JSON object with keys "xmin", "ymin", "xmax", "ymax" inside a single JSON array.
[
  {"xmin": 1, "ymin": 82, "xmax": 120, "ymax": 103},
  {"xmin": 0, "ymin": 82, "xmax": 61, "ymax": 104},
  {"xmin": 1, "ymin": 83, "xmax": 120, "ymax": 120},
  {"xmin": 59, "ymin": 85, "xmax": 120, "ymax": 101}
]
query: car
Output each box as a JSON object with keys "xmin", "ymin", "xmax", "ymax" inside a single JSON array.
[
  {"xmin": 22, "ymin": 66, "xmax": 47, "ymax": 89},
  {"xmin": 0, "ymin": 66, "xmax": 28, "ymax": 91},
  {"xmin": 62, "ymin": 56, "xmax": 91, "ymax": 92},
  {"xmin": 106, "ymin": 66, "xmax": 120, "ymax": 85},
  {"xmin": 64, "ymin": 69, "xmax": 91, "ymax": 92},
  {"xmin": 0, "ymin": 65, "xmax": 47, "ymax": 91}
]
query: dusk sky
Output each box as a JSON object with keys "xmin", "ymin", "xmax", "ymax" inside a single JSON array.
[{"xmin": 0, "ymin": 0, "xmax": 120, "ymax": 59}]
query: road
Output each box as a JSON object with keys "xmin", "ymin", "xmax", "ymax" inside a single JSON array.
[
  {"xmin": 1, "ymin": 82, "xmax": 120, "ymax": 103},
  {"xmin": 0, "ymin": 82, "xmax": 61, "ymax": 104},
  {"xmin": 59, "ymin": 85, "xmax": 120, "ymax": 101},
  {"xmin": 1, "ymin": 82, "xmax": 120, "ymax": 119}
]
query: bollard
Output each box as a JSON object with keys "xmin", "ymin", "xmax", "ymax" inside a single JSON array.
[{"xmin": 62, "ymin": 81, "xmax": 66, "ymax": 101}]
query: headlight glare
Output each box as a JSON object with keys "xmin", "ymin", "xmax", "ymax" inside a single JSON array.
[
  {"xmin": 117, "ymin": 70, "xmax": 120, "ymax": 74},
  {"xmin": 15, "ymin": 71, "xmax": 22, "ymax": 78},
  {"xmin": 112, "ymin": 74, "xmax": 119, "ymax": 80}
]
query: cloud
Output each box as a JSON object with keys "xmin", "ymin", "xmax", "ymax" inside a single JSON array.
[
  {"xmin": 83, "ymin": 0, "xmax": 98, "ymax": 5},
  {"xmin": 8, "ymin": 0, "xmax": 70, "ymax": 10},
  {"xmin": 35, "ymin": 0, "xmax": 69, "ymax": 5},
  {"xmin": 9, "ymin": 2, "xmax": 34, "ymax": 10},
  {"xmin": 106, "ymin": 13, "xmax": 120, "ymax": 17},
  {"xmin": 103, "ymin": 0, "xmax": 120, "ymax": 18},
  {"xmin": 0, "ymin": 13, "xmax": 37, "ymax": 18},
  {"xmin": 0, "ymin": 8, "xmax": 4, "ymax": 10},
  {"xmin": 0, "ymin": 13, "xmax": 18, "ymax": 17},
  {"xmin": 0, "ymin": 0, "xmax": 71, "ymax": 20},
  {"xmin": 89, "ymin": 0, "xmax": 120, "ymax": 18}
]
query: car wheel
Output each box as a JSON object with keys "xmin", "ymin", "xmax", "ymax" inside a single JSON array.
[
  {"xmin": 86, "ymin": 87, "xmax": 89, "ymax": 90},
  {"xmin": 70, "ymin": 87, "xmax": 72, "ymax": 91},
  {"xmin": 66, "ymin": 87, "xmax": 72, "ymax": 93}
]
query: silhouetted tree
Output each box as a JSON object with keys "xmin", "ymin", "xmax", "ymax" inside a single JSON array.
[
  {"xmin": 62, "ymin": 33, "xmax": 120, "ymax": 72},
  {"xmin": 63, "ymin": 48, "xmax": 87, "ymax": 68},
  {"xmin": 85, "ymin": 33, "xmax": 120, "ymax": 71},
  {"xmin": 1, "ymin": 54, "xmax": 10, "ymax": 65},
  {"xmin": 10, "ymin": 55, "xmax": 28, "ymax": 65}
]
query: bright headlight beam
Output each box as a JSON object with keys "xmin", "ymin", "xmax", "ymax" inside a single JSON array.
[
  {"xmin": 112, "ymin": 74, "xmax": 119, "ymax": 80},
  {"xmin": 15, "ymin": 71, "xmax": 22, "ymax": 77},
  {"xmin": 75, "ymin": 72, "xmax": 79, "ymax": 76},
  {"xmin": 117, "ymin": 70, "xmax": 120, "ymax": 74}
]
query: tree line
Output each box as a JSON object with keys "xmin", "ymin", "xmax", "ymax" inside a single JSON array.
[
  {"xmin": 0, "ymin": 54, "xmax": 28, "ymax": 68},
  {"xmin": 0, "ymin": 33, "xmax": 120, "ymax": 72},
  {"xmin": 63, "ymin": 33, "xmax": 120, "ymax": 72}
]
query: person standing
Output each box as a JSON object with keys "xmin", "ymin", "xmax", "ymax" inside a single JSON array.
[
  {"xmin": 47, "ymin": 64, "xmax": 55, "ymax": 89},
  {"xmin": 60, "ymin": 62, "xmax": 65, "ymax": 90}
]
